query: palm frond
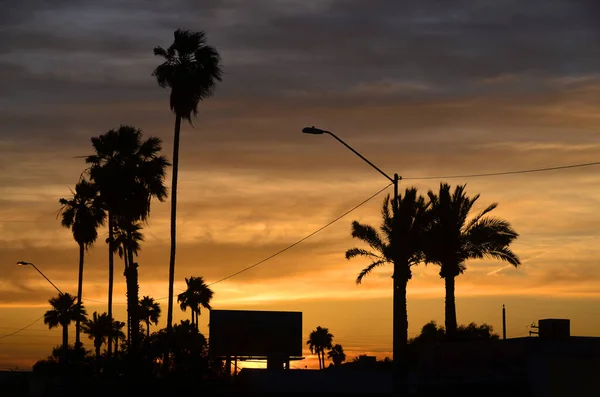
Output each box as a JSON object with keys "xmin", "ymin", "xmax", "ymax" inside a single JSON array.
[
  {"xmin": 350, "ymin": 221, "xmax": 385, "ymax": 253},
  {"xmin": 356, "ymin": 260, "xmax": 387, "ymax": 284},
  {"xmin": 345, "ymin": 247, "xmax": 383, "ymax": 261},
  {"xmin": 464, "ymin": 202, "xmax": 498, "ymax": 233}
]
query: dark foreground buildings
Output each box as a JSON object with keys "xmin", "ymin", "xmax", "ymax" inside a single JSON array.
[{"xmin": 236, "ymin": 319, "xmax": 600, "ymax": 397}]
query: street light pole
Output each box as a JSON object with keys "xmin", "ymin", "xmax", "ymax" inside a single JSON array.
[
  {"xmin": 302, "ymin": 126, "xmax": 403, "ymax": 392},
  {"xmin": 17, "ymin": 261, "xmax": 63, "ymax": 294}
]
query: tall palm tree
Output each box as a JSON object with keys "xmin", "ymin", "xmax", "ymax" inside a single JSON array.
[
  {"xmin": 346, "ymin": 190, "xmax": 429, "ymax": 350},
  {"xmin": 177, "ymin": 276, "xmax": 213, "ymax": 329},
  {"xmin": 81, "ymin": 311, "xmax": 112, "ymax": 359},
  {"xmin": 86, "ymin": 125, "xmax": 169, "ymax": 354},
  {"xmin": 139, "ymin": 296, "xmax": 161, "ymax": 338},
  {"xmin": 306, "ymin": 326, "xmax": 333, "ymax": 370},
  {"xmin": 327, "ymin": 344, "xmax": 346, "ymax": 367},
  {"xmin": 425, "ymin": 183, "xmax": 520, "ymax": 339},
  {"xmin": 44, "ymin": 293, "xmax": 87, "ymax": 353},
  {"xmin": 58, "ymin": 179, "xmax": 106, "ymax": 347},
  {"xmin": 153, "ymin": 30, "xmax": 222, "ymax": 347}
]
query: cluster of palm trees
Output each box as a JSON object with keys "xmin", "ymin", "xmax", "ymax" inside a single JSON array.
[
  {"xmin": 49, "ymin": 29, "xmax": 222, "ymax": 363},
  {"xmin": 43, "ymin": 280, "xmax": 213, "ymax": 360},
  {"xmin": 347, "ymin": 183, "xmax": 520, "ymax": 348},
  {"xmin": 306, "ymin": 326, "xmax": 346, "ymax": 369}
]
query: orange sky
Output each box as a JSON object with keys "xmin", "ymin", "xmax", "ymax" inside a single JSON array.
[{"xmin": 2, "ymin": 0, "xmax": 600, "ymax": 370}]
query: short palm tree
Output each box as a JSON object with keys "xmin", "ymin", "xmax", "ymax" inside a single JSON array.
[
  {"xmin": 81, "ymin": 311, "xmax": 112, "ymax": 358},
  {"xmin": 425, "ymin": 183, "xmax": 520, "ymax": 339},
  {"xmin": 86, "ymin": 125, "xmax": 169, "ymax": 354},
  {"xmin": 107, "ymin": 219, "xmax": 144, "ymax": 345},
  {"xmin": 44, "ymin": 293, "xmax": 87, "ymax": 353},
  {"xmin": 153, "ymin": 29, "xmax": 222, "ymax": 343},
  {"xmin": 346, "ymin": 190, "xmax": 429, "ymax": 350},
  {"xmin": 139, "ymin": 296, "xmax": 161, "ymax": 338},
  {"xmin": 110, "ymin": 320, "xmax": 126, "ymax": 354},
  {"xmin": 327, "ymin": 344, "xmax": 346, "ymax": 367},
  {"xmin": 58, "ymin": 178, "xmax": 106, "ymax": 347},
  {"xmin": 177, "ymin": 276, "xmax": 213, "ymax": 330},
  {"xmin": 108, "ymin": 220, "xmax": 143, "ymax": 269},
  {"xmin": 307, "ymin": 326, "xmax": 333, "ymax": 370}
]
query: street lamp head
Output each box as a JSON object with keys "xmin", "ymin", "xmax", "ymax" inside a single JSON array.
[
  {"xmin": 17, "ymin": 261, "xmax": 32, "ymax": 266},
  {"xmin": 302, "ymin": 126, "xmax": 327, "ymax": 135}
]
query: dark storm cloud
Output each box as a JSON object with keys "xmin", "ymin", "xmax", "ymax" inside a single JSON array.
[{"xmin": 2, "ymin": 0, "xmax": 599, "ymax": 104}]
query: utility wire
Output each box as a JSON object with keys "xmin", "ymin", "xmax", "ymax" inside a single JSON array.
[
  {"xmin": 126, "ymin": 183, "xmax": 392, "ymax": 302},
  {"xmin": 0, "ymin": 315, "xmax": 45, "ymax": 339},
  {"xmin": 402, "ymin": 161, "xmax": 600, "ymax": 180},
  {"xmin": 206, "ymin": 183, "xmax": 392, "ymax": 287}
]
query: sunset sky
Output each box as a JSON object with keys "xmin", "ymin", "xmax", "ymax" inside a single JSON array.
[{"xmin": 2, "ymin": 0, "xmax": 600, "ymax": 370}]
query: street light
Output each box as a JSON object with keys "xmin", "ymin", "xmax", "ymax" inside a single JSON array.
[
  {"xmin": 17, "ymin": 261, "xmax": 63, "ymax": 294},
  {"xmin": 302, "ymin": 126, "xmax": 403, "ymax": 389}
]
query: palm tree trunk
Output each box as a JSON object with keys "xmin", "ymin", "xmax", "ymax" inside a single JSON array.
[
  {"xmin": 107, "ymin": 213, "xmax": 114, "ymax": 356},
  {"xmin": 125, "ymin": 238, "xmax": 140, "ymax": 354},
  {"xmin": 165, "ymin": 114, "xmax": 181, "ymax": 369},
  {"xmin": 191, "ymin": 310, "xmax": 194, "ymax": 327},
  {"xmin": 392, "ymin": 275, "xmax": 409, "ymax": 394},
  {"xmin": 62, "ymin": 324, "xmax": 69, "ymax": 365},
  {"xmin": 445, "ymin": 275, "xmax": 458, "ymax": 340},
  {"xmin": 95, "ymin": 343, "xmax": 101, "ymax": 359},
  {"xmin": 123, "ymin": 255, "xmax": 130, "ymax": 348},
  {"xmin": 62, "ymin": 324, "xmax": 69, "ymax": 351},
  {"xmin": 75, "ymin": 242, "xmax": 85, "ymax": 347},
  {"xmin": 195, "ymin": 310, "xmax": 199, "ymax": 331},
  {"xmin": 146, "ymin": 319, "xmax": 150, "ymax": 338}
]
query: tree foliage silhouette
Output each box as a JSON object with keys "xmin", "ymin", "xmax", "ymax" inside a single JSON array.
[
  {"xmin": 86, "ymin": 125, "xmax": 169, "ymax": 354},
  {"xmin": 307, "ymin": 326, "xmax": 333, "ymax": 370},
  {"xmin": 346, "ymin": 190, "xmax": 429, "ymax": 349},
  {"xmin": 82, "ymin": 311, "xmax": 112, "ymax": 358},
  {"xmin": 58, "ymin": 178, "xmax": 105, "ymax": 347},
  {"xmin": 177, "ymin": 276, "xmax": 213, "ymax": 330},
  {"xmin": 110, "ymin": 319, "xmax": 126, "ymax": 354},
  {"xmin": 425, "ymin": 183, "xmax": 520, "ymax": 339},
  {"xmin": 107, "ymin": 219, "xmax": 144, "ymax": 345},
  {"xmin": 139, "ymin": 296, "xmax": 161, "ymax": 338},
  {"xmin": 327, "ymin": 344, "xmax": 346, "ymax": 367},
  {"xmin": 44, "ymin": 293, "xmax": 87, "ymax": 354},
  {"xmin": 152, "ymin": 29, "xmax": 222, "ymax": 356}
]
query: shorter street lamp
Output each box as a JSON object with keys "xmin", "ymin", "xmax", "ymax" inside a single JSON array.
[{"xmin": 17, "ymin": 261, "xmax": 63, "ymax": 294}]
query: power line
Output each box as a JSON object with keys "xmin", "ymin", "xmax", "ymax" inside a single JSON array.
[
  {"xmin": 206, "ymin": 183, "xmax": 392, "ymax": 287},
  {"xmin": 403, "ymin": 161, "xmax": 600, "ymax": 180},
  {"xmin": 0, "ymin": 315, "xmax": 45, "ymax": 339}
]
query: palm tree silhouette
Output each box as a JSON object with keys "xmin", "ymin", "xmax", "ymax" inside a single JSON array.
[
  {"xmin": 346, "ymin": 190, "xmax": 429, "ymax": 348},
  {"xmin": 327, "ymin": 344, "xmax": 346, "ymax": 367},
  {"xmin": 81, "ymin": 311, "xmax": 112, "ymax": 359},
  {"xmin": 44, "ymin": 293, "xmax": 87, "ymax": 354},
  {"xmin": 58, "ymin": 178, "xmax": 105, "ymax": 347},
  {"xmin": 108, "ymin": 220, "xmax": 143, "ymax": 269},
  {"xmin": 425, "ymin": 183, "xmax": 520, "ymax": 339},
  {"xmin": 153, "ymin": 29, "xmax": 222, "ymax": 344},
  {"xmin": 107, "ymin": 219, "xmax": 144, "ymax": 345},
  {"xmin": 177, "ymin": 276, "xmax": 213, "ymax": 330},
  {"xmin": 110, "ymin": 320, "xmax": 126, "ymax": 354},
  {"xmin": 86, "ymin": 125, "xmax": 169, "ymax": 354},
  {"xmin": 139, "ymin": 296, "xmax": 161, "ymax": 338},
  {"xmin": 307, "ymin": 326, "xmax": 333, "ymax": 370}
]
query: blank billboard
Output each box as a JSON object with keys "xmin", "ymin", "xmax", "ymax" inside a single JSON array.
[{"xmin": 209, "ymin": 310, "xmax": 302, "ymax": 358}]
